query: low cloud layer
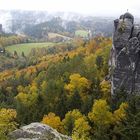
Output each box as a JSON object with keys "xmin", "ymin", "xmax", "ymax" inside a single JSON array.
[{"xmin": 0, "ymin": 0, "xmax": 140, "ymax": 17}]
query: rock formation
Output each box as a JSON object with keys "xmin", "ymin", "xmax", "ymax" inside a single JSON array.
[
  {"xmin": 110, "ymin": 12, "xmax": 140, "ymax": 94},
  {"xmin": 8, "ymin": 123, "xmax": 71, "ymax": 140}
]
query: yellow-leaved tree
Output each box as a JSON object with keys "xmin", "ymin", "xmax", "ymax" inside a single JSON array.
[
  {"xmin": 113, "ymin": 102, "xmax": 128, "ymax": 123},
  {"xmin": 72, "ymin": 116, "xmax": 91, "ymax": 140},
  {"xmin": 15, "ymin": 82, "xmax": 38, "ymax": 107},
  {"xmin": 65, "ymin": 73, "xmax": 89, "ymax": 94},
  {"xmin": 100, "ymin": 80, "xmax": 111, "ymax": 101},
  {"xmin": 88, "ymin": 99, "xmax": 128, "ymax": 126},
  {"xmin": 88, "ymin": 99, "xmax": 113, "ymax": 126},
  {"xmin": 88, "ymin": 99, "xmax": 128, "ymax": 139},
  {"xmin": 0, "ymin": 108, "xmax": 18, "ymax": 138},
  {"xmin": 62, "ymin": 109, "xmax": 83, "ymax": 135},
  {"xmin": 42, "ymin": 112, "xmax": 64, "ymax": 133}
]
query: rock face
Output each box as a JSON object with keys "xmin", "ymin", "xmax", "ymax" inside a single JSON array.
[
  {"xmin": 8, "ymin": 123, "xmax": 71, "ymax": 140},
  {"xmin": 110, "ymin": 12, "xmax": 140, "ymax": 94}
]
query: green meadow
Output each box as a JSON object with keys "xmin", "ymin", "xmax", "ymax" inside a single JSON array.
[
  {"xmin": 6, "ymin": 42, "xmax": 56, "ymax": 55},
  {"xmin": 75, "ymin": 30, "xmax": 89, "ymax": 38}
]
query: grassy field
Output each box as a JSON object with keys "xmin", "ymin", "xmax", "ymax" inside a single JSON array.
[
  {"xmin": 75, "ymin": 30, "xmax": 89, "ymax": 38},
  {"xmin": 48, "ymin": 33, "xmax": 70, "ymax": 39},
  {"xmin": 6, "ymin": 42, "xmax": 56, "ymax": 56}
]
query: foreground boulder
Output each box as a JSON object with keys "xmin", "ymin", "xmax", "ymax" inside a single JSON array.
[{"xmin": 8, "ymin": 122, "xmax": 71, "ymax": 140}]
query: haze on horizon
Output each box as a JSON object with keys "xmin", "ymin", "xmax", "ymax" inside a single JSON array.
[{"xmin": 0, "ymin": 0, "xmax": 140, "ymax": 17}]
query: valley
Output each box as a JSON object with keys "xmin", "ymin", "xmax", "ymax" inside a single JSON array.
[{"xmin": 0, "ymin": 9, "xmax": 140, "ymax": 140}]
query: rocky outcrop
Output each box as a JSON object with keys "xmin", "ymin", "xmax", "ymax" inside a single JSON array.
[
  {"xmin": 8, "ymin": 123, "xmax": 71, "ymax": 140},
  {"xmin": 109, "ymin": 12, "xmax": 140, "ymax": 94}
]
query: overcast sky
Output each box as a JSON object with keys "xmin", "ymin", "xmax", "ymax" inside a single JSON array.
[{"xmin": 0, "ymin": 0, "xmax": 140, "ymax": 17}]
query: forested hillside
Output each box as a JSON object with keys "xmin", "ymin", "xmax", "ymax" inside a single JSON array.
[
  {"xmin": 0, "ymin": 10, "xmax": 113, "ymax": 38},
  {"xmin": 0, "ymin": 35, "xmax": 139, "ymax": 140}
]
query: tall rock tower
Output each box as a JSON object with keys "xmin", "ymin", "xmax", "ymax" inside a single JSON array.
[{"xmin": 110, "ymin": 12, "xmax": 140, "ymax": 94}]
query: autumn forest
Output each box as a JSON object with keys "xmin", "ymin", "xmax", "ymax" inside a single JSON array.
[{"xmin": 0, "ymin": 9, "xmax": 140, "ymax": 140}]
